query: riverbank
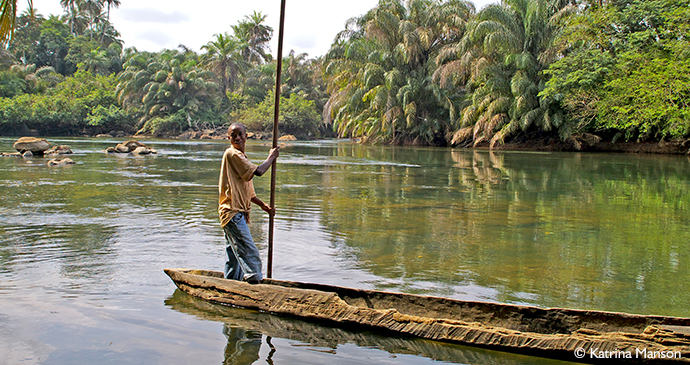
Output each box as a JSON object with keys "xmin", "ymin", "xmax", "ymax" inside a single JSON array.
[
  {"xmin": 3, "ymin": 128, "xmax": 689, "ymax": 155},
  {"xmin": 488, "ymin": 134, "xmax": 690, "ymax": 155}
]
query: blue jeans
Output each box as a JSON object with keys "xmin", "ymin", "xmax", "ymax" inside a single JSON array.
[{"xmin": 223, "ymin": 212, "xmax": 263, "ymax": 282}]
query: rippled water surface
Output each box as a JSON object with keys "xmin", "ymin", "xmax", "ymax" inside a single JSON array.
[{"xmin": 1, "ymin": 137, "xmax": 689, "ymax": 364}]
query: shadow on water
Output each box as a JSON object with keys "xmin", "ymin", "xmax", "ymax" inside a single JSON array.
[{"xmin": 164, "ymin": 290, "xmax": 576, "ymax": 365}]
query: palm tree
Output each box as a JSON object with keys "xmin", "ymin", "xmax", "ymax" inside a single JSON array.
[
  {"xmin": 438, "ymin": 0, "xmax": 575, "ymax": 147},
  {"xmin": 116, "ymin": 50, "xmax": 218, "ymax": 131},
  {"xmin": 0, "ymin": 0, "xmax": 17, "ymax": 46},
  {"xmin": 280, "ymin": 50, "xmax": 327, "ymax": 109},
  {"xmin": 102, "ymin": 0, "xmax": 119, "ymax": 21},
  {"xmin": 239, "ymin": 62, "xmax": 275, "ymax": 104},
  {"xmin": 59, "ymin": 0, "xmax": 78, "ymax": 35},
  {"xmin": 79, "ymin": 48, "xmax": 107, "ymax": 74},
  {"xmin": 60, "ymin": 0, "xmax": 94, "ymax": 36},
  {"xmin": 200, "ymin": 32, "xmax": 249, "ymax": 96},
  {"xmin": 100, "ymin": 0, "xmax": 119, "ymax": 43},
  {"xmin": 324, "ymin": 0, "xmax": 473, "ymax": 144},
  {"xmin": 231, "ymin": 11, "xmax": 273, "ymax": 64},
  {"xmin": 20, "ymin": 0, "xmax": 37, "ymax": 26}
]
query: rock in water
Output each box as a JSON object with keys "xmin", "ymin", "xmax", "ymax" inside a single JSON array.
[
  {"xmin": 278, "ymin": 135, "xmax": 297, "ymax": 141},
  {"xmin": 130, "ymin": 146, "xmax": 151, "ymax": 155},
  {"xmin": 47, "ymin": 158, "xmax": 75, "ymax": 166},
  {"xmin": 107, "ymin": 140, "xmax": 157, "ymax": 154},
  {"xmin": 45, "ymin": 145, "xmax": 73, "ymax": 155},
  {"xmin": 13, "ymin": 137, "xmax": 51, "ymax": 154}
]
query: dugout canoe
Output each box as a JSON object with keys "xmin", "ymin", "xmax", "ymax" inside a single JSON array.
[
  {"xmin": 164, "ymin": 268, "xmax": 690, "ymax": 363},
  {"xmin": 166, "ymin": 288, "xmax": 556, "ymax": 364}
]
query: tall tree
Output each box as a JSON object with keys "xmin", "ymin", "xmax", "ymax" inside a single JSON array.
[
  {"xmin": 324, "ymin": 0, "xmax": 473, "ymax": 144},
  {"xmin": 59, "ymin": 0, "xmax": 79, "ymax": 35},
  {"xmin": 100, "ymin": 0, "xmax": 119, "ymax": 43},
  {"xmin": 116, "ymin": 49, "xmax": 218, "ymax": 133},
  {"xmin": 438, "ymin": 0, "xmax": 575, "ymax": 147},
  {"xmin": 232, "ymin": 11, "xmax": 273, "ymax": 64},
  {"xmin": 0, "ymin": 0, "xmax": 17, "ymax": 46},
  {"xmin": 8, "ymin": 0, "xmax": 43, "ymax": 64},
  {"xmin": 543, "ymin": 0, "xmax": 690, "ymax": 141},
  {"xmin": 200, "ymin": 32, "xmax": 249, "ymax": 96}
]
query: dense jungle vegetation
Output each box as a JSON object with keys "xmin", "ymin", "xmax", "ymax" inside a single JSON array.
[{"xmin": 0, "ymin": 0, "xmax": 688, "ymax": 148}]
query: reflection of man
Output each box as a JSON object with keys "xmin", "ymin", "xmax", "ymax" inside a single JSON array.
[
  {"xmin": 223, "ymin": 325, "xmax": 262, "ymax": 365},
  {"xmin": 218, "ymin": 123, "xmax": 279, "ymax": 283}
]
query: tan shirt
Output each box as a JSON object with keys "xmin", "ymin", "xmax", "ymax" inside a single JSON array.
[{"xmin": 218, "ymin": 146, "xmax": 258, "ymax": 227}]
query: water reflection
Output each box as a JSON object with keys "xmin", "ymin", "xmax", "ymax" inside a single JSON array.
[
  {"xmin": 268, "ymin": 145, "xmax": 690, "ymax": 316},
  {"xmin": 222, "ymin": 326, "xmax": 263, "ymax": 365},
  {"xmin": 166, "ymin": 290, "xmax": 576, "ymax": 365},
  {"xmin": 1, "ymin": 137, "xmax": 689, "ymax": 364}
]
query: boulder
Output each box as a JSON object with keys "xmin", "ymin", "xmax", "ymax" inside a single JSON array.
[
  {"xmin": 278, "ymin": 134, "xmax": 297, "ymax": 141},
  {"xmin": 96, "ymin": 133, "xmax": 113, "ymax": 138},
  {"xmin": 22, "ymin": 151, "xmax": 33, "ymax": 157},
  {"xmin": 107, "ymin": 140, "xmax": 157, "ymax": 154},
  {"xmin": 200, "ymin": 130, "xmax": 214, "ymax": 139},
  {"xmin": 115, "ymin": 143, "xmax": 130, "ymax": 153},
  {"xmin": 47, "ymin": 158, "xmax": 75, "ymax": 166},
  {"xmin": 13, "ymin": 137, "xmax": 51, "ymax": 154},
  {"xmin": 1, "ymin": 152, "xmax": 22, "ymax": 157},
  {"xmin": 45, "ymin": 145, "xmax": 73, "ymax": 155},
  {"xmin": 178, "ymin": 129, "xmax": 201, "ymax": 139},
  {"xmin": 130, "ymin": 146, "xmax": 151, "ymax": 155},
  {"xmin": 120, "ymin": 140, "xmax": 146, "ymax": 152}
]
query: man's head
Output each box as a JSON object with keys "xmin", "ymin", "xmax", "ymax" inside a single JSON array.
[{"xmin": 228, "ymin": 123, "xmax": 247, "ymax": 151}]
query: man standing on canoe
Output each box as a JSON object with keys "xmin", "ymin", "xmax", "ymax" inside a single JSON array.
[{"xmin": 219, "ymin": 123, "xmax": 279, "ymax": 284}]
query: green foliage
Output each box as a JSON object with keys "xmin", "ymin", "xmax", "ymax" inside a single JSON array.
[
  {"xmin": 231, "ymin": 91, "xmax": 321, "ymax": 138},
  {"xmin": 86, "ymin": 104, "xmax": 131, "ymax": 130},
  {"xmin": 543, "ymin": 0, "xmax": 690, "ymax": 141},
  {"xmin": 7, "ymin": 4, "xmax": 44, "ymax": 64},
  {"xmin": 0, "ymin": 70, "xmax": 134, "ymax": 135},
  {"xmin": 324, "ymin": 0, "xmax": 473, "ymax": 145},
  {"xmin": 231, "ymin": 11, "xmax": 273, "ymax": 65},
  {"xmin": 137, "ymin": 112, "xmax": 186, "ymax": 136},
  {"xmin": 34, "ymin": 15, "xmax": 74, "ymax": 75},
  {"xmin": 438, "ymin": 0, "xmax": 572, "ymax": 147},
  {"xmin": 201, "ymin": 33, "xmax": 249, "ymax": 97},
  {"xmin": 116, "ymin": 49, "xmax": 220, "ymax": 134},
  {"xmin": 597, "ymin": 52, "xmax": 690, "ymax": 140}
]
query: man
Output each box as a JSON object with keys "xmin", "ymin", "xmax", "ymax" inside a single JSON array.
[{"xmin": 219, "ymin": 123, "xmax": 279, "ymax": 283}]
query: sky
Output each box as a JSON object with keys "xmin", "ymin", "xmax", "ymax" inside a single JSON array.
[{"xmin": 29, "ymin": 0, "xmax": 497, "ymax": 58}]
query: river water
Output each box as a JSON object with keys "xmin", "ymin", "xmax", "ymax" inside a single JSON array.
[{"xmin": 1, "ymin": 137, "xmax": 688, "ymax": 364}]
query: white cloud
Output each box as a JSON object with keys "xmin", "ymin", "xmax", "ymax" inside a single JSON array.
[
  {"xmin": 118, "ymin": 8, "xmax": 191, "ymax": 24},
  {"xmin": 133, "ymin": 29, "xmax": 175, "ymax": 48}
]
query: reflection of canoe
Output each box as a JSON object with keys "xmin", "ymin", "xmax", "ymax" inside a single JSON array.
[
  {"xmin": 165, "ymin": 289, "xmax": 562, "ymax": 365},
  {"xmin": 164, "ymin": 268, "xmax": 690, "ymax": 363}
]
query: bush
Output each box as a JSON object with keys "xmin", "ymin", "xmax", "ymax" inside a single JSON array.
[
  {"xmin": 137, "ymin": 112, "xmax": 186, "ymax": 136},
  {"xmin": 231, "ymin": 91, "xmax": 321, "ymax": 138},
  {"xmin": 0, "ymin": 70, "xmax": 136, "ymax": 136}
]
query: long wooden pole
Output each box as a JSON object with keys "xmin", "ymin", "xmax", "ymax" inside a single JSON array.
[{"xmin": 268, "ymin": 0, "xmax": 286, "ymax": 279}]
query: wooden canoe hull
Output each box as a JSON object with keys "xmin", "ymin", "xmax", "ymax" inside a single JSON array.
[{"xmin": 164, "ymin": 268, "xmax": 690, "ymax": 363}]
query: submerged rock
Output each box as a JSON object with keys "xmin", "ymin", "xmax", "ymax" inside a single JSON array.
[
  {"xmin": 45, "ymin": 145, "xmax": 73, "ymax": 155},
  {"xmin": 278, "ymin": 134, "xmax": 297, "ymax": 141},
  {"xmin": 13, "ymin": 137, "xmax": 51, "ymax": 154},
  {"xmin": 47, "ymin": 158, "xmax": 75, "ymax": 166},
  {"xmin": 1, "ymin": 152, "xmax": 22, "ymax": 157},
  {"xmin": 131, "ymin": 146, "xmax": 152, "ymax": 155},
  {"xmin": 106, "ymin": 140, "xmax": 157, "ymax": 155}
]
